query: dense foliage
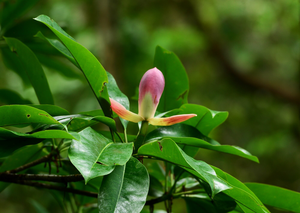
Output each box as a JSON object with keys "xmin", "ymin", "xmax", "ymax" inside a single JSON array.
[{"xmin": 0, "ymin": 1, "xmax": 299, "ymax": 213}]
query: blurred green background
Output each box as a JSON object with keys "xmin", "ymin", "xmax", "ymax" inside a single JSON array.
[{"xmin": 0, "ymin": 0, "xmax": 299, "ymax": 212}]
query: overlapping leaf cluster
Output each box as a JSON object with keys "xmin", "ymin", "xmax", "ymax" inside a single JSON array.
[{"xmin": 0, "ymin": 11, "xmax": 299, "ymax": 213}]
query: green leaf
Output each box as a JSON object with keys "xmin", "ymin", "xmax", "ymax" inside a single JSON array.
[
  {"xmin": 0, "ymin": 105, "xmax": 60, "ymax": 127},
  {"xmin": 184, "ymin": 192, "xmax": 236, "ymax": 213},
  {"xmin": 35, "ymin": 53, "xmax": 82, "ymax": 80},
  {"xmin": 92, "ymin": 116, "xmax": 117, "ymax": 131},
  {"xmin": 67, "ymin": 118, "xmax": 99, "ymax": 132},
  {"xmin": 4, "ymin": 37, "xmax": 54, "ymax": 104},
  {"xmin": 176, "ymin": 137, "xmax": 258, "ymax": 163},
  {"xmin": 0, "ymin": 128, "xmax": 75, "ymax": 140},
  {"xmin": 146, "ymin": 123, "xmax": 203, "ymax": 158},
  {"xmin": 79, "ymin": 109, "xmax": 105, "ymax": 117},
  {"xmin": 4, "ymin": 19, "xmax": 49, "ymax": 39},
  {"xmin": 0, "ymin": 128, "xmax": 74, "ymax": 157},
  {"xmin": 68, "ymin": 127, "xmax": 133, "ymax": 183},
  {"xmin": 0, "ymin": 142, "xmax": 46, "ymax": 191},
  {"xmin": 68, "ymin": 127, "xmax": 115, "ymax": 183},
  {"xmin": 35, "ymin": 31, "xmax": 79, "ymax": 67},
  {"xmin": 29, "ymin": 104, "xmax": 70, "ymax": 116},
  {"xmin": 154, "ymin": 46, "xmax": 189, "ymax": 112},
  {"xmin": 146, "ymin": 124, "xmax": 258, "ymax": 163},
  {"xmin": 167, "ymin": 104, "xmax": 228, "ymax": 136},
  {"xmin": 0, "ymin": 89, "xmax": 31, "ymax": 104},
  {"xmin": 107, "ymin": 71, "xmax": 130, "ymax": 129},
  {"xmin": 185, "ymin": 196, "xmax": 218, "ymax": 213},
  {"xmin": 138, "ymin": 138, "xmax": 231, "ymax": 197},
  {"xmin": 1, "ymin": 47, "xmax": 31, "ymax": 87},
  {"xmin": 176, "ymin": 177, "xmax": 199, "ymax": 189},
  {"xmin": 245, "ymin": 183, "xmax": 300, "ymax": 213},
  {"xmin": 143, "ymin": 160, "xmax": 165, "ymax": 182},
  {"xmin": 98, "ymin": 157, "xmax": 149, "ymax": 213},
  {"xmin": 98, "ymin": 142, "xmax": 133, "ymax": 166},
  {"xmin": 34, "ymin": 15, "xmax": 111, "ymax": 117},
  {"xmin": 213, "ymin": 167, "xmax": 270, "ymax": 213},
  {"xmin": 56, "ymin": 114, "xmax": 116, "ymax": 131}
]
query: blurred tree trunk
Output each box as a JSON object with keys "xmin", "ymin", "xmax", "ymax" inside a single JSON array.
[{"xmin": 84, "ymin": 0, "xmax": 122, "ymax": 82}]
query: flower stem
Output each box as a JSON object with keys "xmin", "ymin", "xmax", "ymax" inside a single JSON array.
[
  {"xmin": 124, "ymin": 128, "xmax": 128, "ymax": 143},
  {"xmin": 134, "ymin": 121, "xmax": 149, "ymax": 153}
]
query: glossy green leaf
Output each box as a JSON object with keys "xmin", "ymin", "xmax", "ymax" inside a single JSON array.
[
  {"xmin": 99, "ymin": 142, "xmax": 133, "ymax": 166},
  {"xmin": 35, "ymin": 31, "xmax": 79, "ymax": 67},
  {"xmin": 68, "ymin": 118, "xmax": 98, "ymax": 132},
  {"xmin": 34, "ymin": 15, "xmax": 111, "ymax": 117},
  {"xmin": 107, "ymin": 71, "xmax": 130, "ymax": 129},
  {"xmin": 55, "ymin": 114, "xmax": 97, "ymax": 131},
  {"xmin": 185, "ymin": 196, "xmax": 218, "ymax": 213},
  {"xmin": 176, "ymin": 137, "xmax": 258, "ymax": 163},
  {"xmin": 176, "ymin": 177, "xmax": 199, "ymax": 189},
  {"xmin": 29, "ymin": 104, "xmax": 70, "ymax": 116},
  {"xmin": 138, "ymin": 138, "xmax": 231, "ymax": 197},
  {"xmin": 68, "ymin": 127, "xmax": 115, "ymax": 183},
  {"xmin": 167, "ymin": 104, "xmax": 228, "ymax": 136},
  {"xmin": 98, "ymin": 157, "xmax": 149, "ymax": 213},
  {"xmin": 0, "ymin": 127, "xmax": 75, "ymax": 157},
  {"xmin": 245, "ymin": 183, "xmax": 300, "ymax": 213},
  {"xmin": 98, "ymin": 165, "xmax": 125, "ymax": 213},
  {"xmin": 0, "ymin": 89, "xmax": 31, "ymax": 104},
  {"xmin": 4, "ymin": 37, "xmax": 54, "ymax": 104},
  {"xmin": 0, "ymin": 128, "xmax": 75, "ymax": 140},
  {"xmin": 146, "ymin": 124, "xmax": 258, "ymax": 162},
  {"xmin": 147, "ymin": 123, "xmax": 203, "ymax": 158},
  {"xmin": 154, "ymin": 46, "xmax": 189, "ymax": 112},
  {"xmin": 0, "ymin": 105, "xmax": 60, "ymax": 127},
  {"xmin": 213, "ymin": 167, "xmax": 270, "ymax": 213},
  {"xmin": 92, "ymin": 116, "xmax": 117, "ymax": 131},
  {"xmin": 0, "ymin": 142, "xmax": 46, "ymax": 191},
  {"xmin": 56, "ymin": 114, "xmax": 116, "ymax": 131},
  {"xmin": 184, "ymin": 192, "xmax": 236, "ymax": 213}
]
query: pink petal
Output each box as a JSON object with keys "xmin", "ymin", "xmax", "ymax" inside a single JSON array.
[
  {"xmin": 110, "ymin": 98, "xmax": 143, "ymax": 123},
  {"xmin": 139, "ymin": 68, "xmax": 165, "ymax": 119},
  {"xmin": 148, "ymin": 114, "xmax": 197, "ymax": 126}
]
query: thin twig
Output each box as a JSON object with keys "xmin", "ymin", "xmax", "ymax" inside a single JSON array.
[
  {"xmin": 6, "ymin": 180, "xmax": 97, "ymax": 198},
  {"xmin": 146, "ymin": 193, "xmax": 171, "ymax": 206},
  {"xmin": 3, "ymin": 151, "xmax": 56, "ymax": 174},
  {"xmin": 146, "ymin": 189, "xmax": 203, "ymax": 206},
  {"xmin": 0, "ymin": 173, "xmax": 84, "ymax": 183}
]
